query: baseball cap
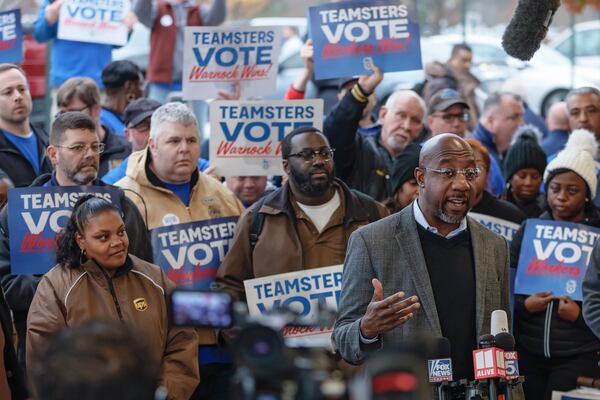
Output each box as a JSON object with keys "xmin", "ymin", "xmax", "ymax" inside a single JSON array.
[
  {"xmin": 428, "ymin": 88, "xmax": 469, "ymax": 114},
  {"xmin": 123, "ymin": 98, "xmax": 161, "ymax": 127}
]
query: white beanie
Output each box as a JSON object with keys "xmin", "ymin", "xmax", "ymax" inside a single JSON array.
[{"xmin": 544, "ymin": 129, "xmax": 598, "ymax": 195}]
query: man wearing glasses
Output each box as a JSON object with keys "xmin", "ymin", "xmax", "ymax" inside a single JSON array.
[
  {"xmin": 0, "ymin": 64, "xmax": 53, "ymax": 188},
  {"xmin": 333, "ymin": 134, "xmax": 511, "ymax": 382},
  {"xmin": 0, "ymin": 112, "xmax": 152, "ymax": 365},
  {"xmin": 56, "ymin": 77, "xmax": 131, "ymax": 177},
  {"xmin": 427, "ymin": 88, "xmax": 470, "ymax": 138},
  {"xmin": 216, "ymin": 126, "xmax": 388, "ymax": 303}
]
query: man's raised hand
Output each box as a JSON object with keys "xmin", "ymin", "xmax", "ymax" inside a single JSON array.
[{"xmin": 359, "ymin": 278, "xmax": 420, "ymax": 339}]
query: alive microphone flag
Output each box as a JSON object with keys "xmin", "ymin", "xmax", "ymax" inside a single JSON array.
[{"xmin": 472, "ymin": 348, "xmax": 506, "ymax": 380}]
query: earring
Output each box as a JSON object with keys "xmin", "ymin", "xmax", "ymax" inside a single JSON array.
[
  {"xmin": 126, "ymin": 92, "xmax": 136, "ymax": 102},
  {"xmin": 79, "ymin": 248, "xmax": 87, "ymax": 265}
]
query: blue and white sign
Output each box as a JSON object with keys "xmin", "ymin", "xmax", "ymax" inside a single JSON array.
[
  {"xmin": 469, "ymin": 212, "xmax": 520, "ymax": 244},
  {"xmin": 58, "ymin": 0, "xmax": 130, "ymax": 46},
  {"xmin": 209, "ymin": 100, "xmax": 324, "ymax": 176},
  {"xmin": 183, "ymin": 26, "xmax": 283, "ymax": 100},
  {"xmin": 0, "ymin": 9, "xmax": 22, "ymax": 64},
  {"xmin": 514, "ymin": 219, "xmax": 600, "ymax": 301},
  {"xmin": 307, "ymin": 0, "xmax": 422, "ymax": 80},
  {"xmin": 150, "ymin": 217, "xmax": 238, "ymax": 289},
  {"xmin": 244, "ymin": 265, "xmax": 343, "ymax": 341},
  {"xmin": 8, "ymin": 186, "xmax": 121, "ymax": 274}
]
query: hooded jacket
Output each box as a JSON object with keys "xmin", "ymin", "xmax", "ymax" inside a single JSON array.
[
  {"xmin": 27, "ymin": 255, "xmax": 199, "ymax": 400},
  {"xmin": 510, "ymin": 210, "xmax": 600, "ymax": 357}
]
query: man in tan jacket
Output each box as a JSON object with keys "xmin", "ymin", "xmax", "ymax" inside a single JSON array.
[{"xmin": 116, "ymin": 102, "xmax": 243, "ymax": 399}]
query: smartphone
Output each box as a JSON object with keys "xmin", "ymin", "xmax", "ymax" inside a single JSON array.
[
  {"xmin": 363, "ymin": 56, "xmax": 374, "ymax": 71},
  {"xmin": 169, "ymin": 289, "xmax": 233, "ymax": 329}
]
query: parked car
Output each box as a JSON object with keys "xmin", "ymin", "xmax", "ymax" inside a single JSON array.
[{"xmin": 549, "ymin": 20, "xmax": 600, "ymax": 69}]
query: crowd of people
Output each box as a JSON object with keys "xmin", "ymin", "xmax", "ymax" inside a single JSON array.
[{"xmin": 0, "ymin": 1, "xmax": 599, "ymax": 399}]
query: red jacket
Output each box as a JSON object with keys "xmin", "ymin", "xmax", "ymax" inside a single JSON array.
[{"xmin": 148, "ymin": 1, "xmax": 202, "ymax": 84}]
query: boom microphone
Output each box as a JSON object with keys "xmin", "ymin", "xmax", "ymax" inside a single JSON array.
[
  {"xmin": 427, "ymin": 337, "xmax": 453, "ymax": 400},
  {"xmin": 501, "ymin": 0, "xmax": 561, "ymax": 61}
]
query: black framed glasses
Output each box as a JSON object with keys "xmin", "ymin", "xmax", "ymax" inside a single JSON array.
[
  {"xmin": 55, "ymin": 142, "xmax": 105, "ymax": 154},
  {"xmin": 286, "ymin": 148, "xmax": 335, "ymax": 163},
  {"xmin": 424, "ymin": 167, "xmax": 481, "ymax": 181}
]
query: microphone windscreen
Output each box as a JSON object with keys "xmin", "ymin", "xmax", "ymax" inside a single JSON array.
[
  {"xmin": 501, "ymin": 0, "xmax": 561, "ymax": 61},
  {"xmin": 491, "ymin": 310, "xmax": 509, "ymax": 336},
  {"xmin": 494, "ymin": 332, "xmax": 516, "ymax": 351},
  {"xmin": 478, "ymin": 334, "xmax": 495, "ymax": 349},
  {"xmin": 429, "ymin": 337, "xmax": 451, "ymax": 359}
]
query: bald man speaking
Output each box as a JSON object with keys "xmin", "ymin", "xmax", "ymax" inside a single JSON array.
[{"xmin": 333, "ymin": 134, "xmax": 511, "ymax": 380}]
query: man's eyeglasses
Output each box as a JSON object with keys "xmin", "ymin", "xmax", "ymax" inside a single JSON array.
[
  {"xmin": 54, "ymin": 142, "xmax": 105, "ymax": 154},
  {"xmin": 424, "ymin": 167, "xmax": 481, "ymax": 181},
  {"xmin": 286, "ymin": 148, "xmax": 335, "ymax": 163},
  {"xmin": 433, "ymin": 111, "xmax": 469, "ymax": 123}
]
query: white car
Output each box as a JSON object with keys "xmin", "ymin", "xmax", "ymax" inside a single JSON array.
[
  {"xmin": 549, "ymin": 20, "xmax": 600, "ymax": 69},
  {"xmin": 379, "ymin": 34, "xmax": 599, "ymax": 116}
]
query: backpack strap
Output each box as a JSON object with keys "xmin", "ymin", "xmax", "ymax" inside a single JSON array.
[{"xmin": 249, "ymin": 196, "xmax": 269, "ymax": 251}]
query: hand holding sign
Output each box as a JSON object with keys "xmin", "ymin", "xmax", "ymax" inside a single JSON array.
[
  {"xmin": 357, "ymin": 62, "xmax": 383, "ymax": 95},
  {"xmin": 557, "ymin": 296, "xmax": 580, "ymax": 322},
  {"xmin": 359, "ymin": 278, "xmax": 420, "ymax": 339},
  {"xmin": 301, "ymin": 39, "xmax": 315, "ymax": 72},
  {"xmin": 217, "ymin": 80, "xmax": 241, "ymax": 101},
  {"xmin": 524, "ymin": 291, "xmax": 553, "ymax": 313},
  {"xmin": 45, "ymin": 0, "xmax": 64, "ymax": 24}
]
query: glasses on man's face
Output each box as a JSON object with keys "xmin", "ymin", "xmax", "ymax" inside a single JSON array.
[
  {"xmin": 424, "ymin": 167, "xmax": 481, "ymax": 181},
  {"xmin": 286, "ymin": 148, "xmax": 335, "ymax": 163},
  {"xmin": 434, "ymin": 111, "xmax": 469, "ymax": 123},
  {"xmin": 54, "ymin": 142, "xmax": 105, "ymax": 154}
]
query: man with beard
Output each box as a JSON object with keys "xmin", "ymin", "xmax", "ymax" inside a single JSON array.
[
  {"xmin": 323, "ymin": 64, "xmax": 426, "ymax": 202},
  {"xmin": 333, "ymin": 134, "xmax": 511, "ymax": 381},
  {"xmin": 0, "ymin": 64, "xmax": 53, "ymax": 187},
  {"xmin": 215, "ymin": 126, "xmax": 388, "ymax": 302},
  {"xmin": 0, "ymin": 112, "xmax": 152, "ymax": 365}
]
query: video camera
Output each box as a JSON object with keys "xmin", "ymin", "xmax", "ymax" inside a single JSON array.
[{"xmin": 168, "ymin": 288, "xmax": 345, "ymax": 400}]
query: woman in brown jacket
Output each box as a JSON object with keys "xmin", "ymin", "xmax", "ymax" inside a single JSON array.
[{"xmin": 27, "ymin": 196, "xmax": 199, "ymax": 400}]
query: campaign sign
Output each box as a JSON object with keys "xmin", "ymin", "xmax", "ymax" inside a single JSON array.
[
  {"xmin": 209, "ymin": 100, "xmax": 324, "ymax": 176},
  {"xmin": 150, "ymin": 217, "xmax": 238, "ymax": 289},
  {"xmin": 307, "ymin": 0, "xmax": 422, "ymax": 80},
  {"xmin": 468, "ymin": 212, "xmax": 520, "ymax": 244},
  {"xmin": 244, "ymin": 265, "xmax": 343, "ymax": 341},
  {"xmin": 8, "ymin": 186, "xmax": 121, "ymax": 274},
  {"xmin": 0, "ymin": 9, "xmax": 22, "ymax": 64},
  {"xmin": 514, "ymin": 219, "xmax": 600, "ymax": 301},
  {"xmin": 58, "ymin": 0, "xmax": 130, "ymax": 46},
  {"xmin": 183, "ymin": 26, "xmax": 283, "ymax": 100}
]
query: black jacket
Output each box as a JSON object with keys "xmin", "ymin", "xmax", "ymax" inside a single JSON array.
[
  {"xmin": 324, "ymin": 91, "xmax": 420, "ymax": 202},
  {"xmin": 506, "ymin": 192, "xmax": 546, "ymax": 219},
  {"xmin": 100, "ymin": 125, "xmax": 131, "ymax": 177},
  {"xmin": 0, "ymin": 288, "xmax": 27, "ymax": 399},
  {"xmin": 0, "ymin": 173, "xmax": 153, "ymax": 365},
  {"xmin": 0, "ymin": 125, "xmax": 53, "ymax": 188},
  {"xmin": 471, "ymin": 191, "xmax": 526, "ymax": 224},
  {"xmin": 510, "ymin": 210, "xmax": 600, "ymax": 357}
]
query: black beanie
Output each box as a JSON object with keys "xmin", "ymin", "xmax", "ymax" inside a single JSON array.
[
  {"xmin": 503, "ymin": 125, "xmax": 547, "ymax": 181},
  {"xmin": 390, "ymin": 144, "xmax": 421, "ymax": 194}
]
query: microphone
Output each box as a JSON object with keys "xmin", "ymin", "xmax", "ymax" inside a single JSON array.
[
  {"xmin": 427, "ymin": 337, "xmax": 453, "ymax": 400},
  {"xmin": 495, "ymin": 333, "xmax": 520, "ymax": 400},
  {"xmin": 490, "ymin": 310, "xmax": 509, "ymax": 336},
  {"xmin": 495, "ymin": 333, "xmax": 519, "ymax": 380},
  {"xmin": 473, "ymin": 334, "xmax": 506, "ymax": 400},
  {"xmin": 501, "ymin": 0, "xmax": 561, "ymax": 61}
]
